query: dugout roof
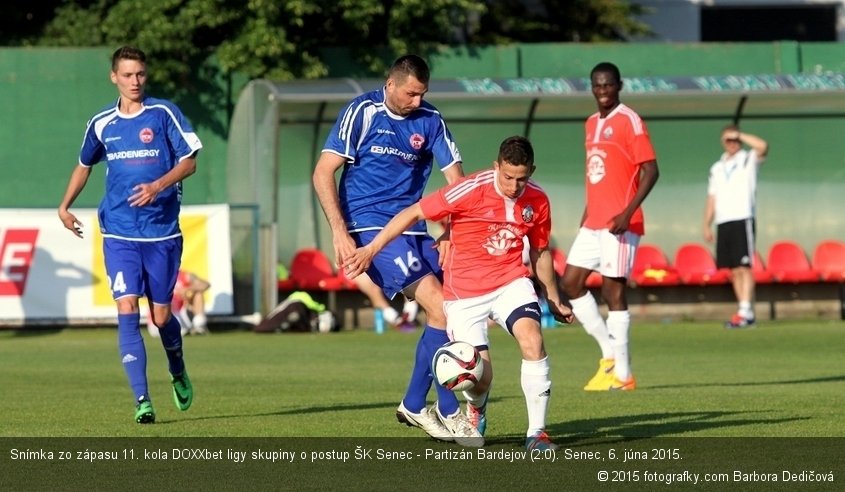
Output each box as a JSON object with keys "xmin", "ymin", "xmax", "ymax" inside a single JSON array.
[{"xmin": 229, "ymin": 72, "xmax": 845, "ymax": 217}]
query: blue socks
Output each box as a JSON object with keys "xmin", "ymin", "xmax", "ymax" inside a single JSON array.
[
  {"xmin": 158, "ymin": 315, "xmax": 185, "ymax": 376},
  {"xmin": 119, "ymin": 311, "xmax": 186, "ymax": 404},
  {"xmin": 118, "ymin": 313, "xmax": 148, "ymax": 402},
  {"xmin": 403, "ymin": 325, "xmax": 459, "ymax": 415}
]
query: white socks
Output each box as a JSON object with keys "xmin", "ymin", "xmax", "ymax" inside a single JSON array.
[
  {"xmin": 463, "ymin": 387, "xmax": 489, "ymax": 411},
  {"xmin": 402, "ymin": 301, "xmax": 419, "ymax": 322},
  {"xmin": 571, "ymin": 293, "xmax": 633, "ymax": 381},
  {"xmin": 738, "ymin": 301, "xmax": 753, "ymax": 319},
  {"xmin": 192, "ymin": 313, "xmax": 207, "ymax": 330},
  {"xmin": 521, "ymin": 357, "xmax": 551, "ymax": 436},
  {"xmin": 606, "ymin": 310, "xmax": 631, "ymax": 381},
  {"xmin": 382, "ymin": 307, "xmax": 400, "ymax": 325},
  {"xmin": 570, "ymin": 293, "xmax": 614, "ymax": 359}
]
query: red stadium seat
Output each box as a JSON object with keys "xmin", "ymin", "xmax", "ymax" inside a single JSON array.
[
  {"xmin": 673, "ymin": 243, "xmax": 730, "ymax": 285},
  {"xmin": 277, "ymin": 260, "xmax": 296, "ymax": 291},
  {"xmin": 335, "ymin": 266, "xmax": 360, "ymax": 290},
  {"xmin": 630, "ymin": 244, "xmax": 679, "ymax": 286},
  {"xmin": 276, "ymin": 277, "xmax": 297, "ymax": 291},
  {"xmin": 811, "ymin": 240, "xmax": 845, "ymax": 282},
  {"xmin": 280, "ymin": 248, "xmax": 347, "ymax": 291},
  {"xmin": 752, "ymin": 250, "xmax": 773, "ymax": 284},
  {"xmin": 766, "ymin": 240, "xmax": 820, "ymax": 283}
]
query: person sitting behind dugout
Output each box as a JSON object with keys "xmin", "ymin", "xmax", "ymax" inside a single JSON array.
[
  {"xmin": 148, "ymin": 270, "xmax": 211, "ymax": 337},
  {"xmin": 173, "ymin": 270, "xmax": 211, "ymax": 335}
]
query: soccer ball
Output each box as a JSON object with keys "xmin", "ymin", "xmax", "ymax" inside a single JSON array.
[{"xmin": 432, "ymin": 341, "xmax": 484, "ymax": 391}]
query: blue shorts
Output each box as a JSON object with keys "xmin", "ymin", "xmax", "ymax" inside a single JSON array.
[
  {"xmin": 103, "ymin": 237, "xmax": 182, "ymax": 304},
  {"xmin": 353, "ymin": 231, "xmax": 442, "ymax": 299}
]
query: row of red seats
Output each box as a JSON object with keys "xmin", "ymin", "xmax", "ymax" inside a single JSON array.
[
  {"xmin": 281, "ymin": 240, "xmax": 845, "ymax": 292},
  {"xmin": 552, "ymin": 239, "xmax": 845, "ymax": 287}
]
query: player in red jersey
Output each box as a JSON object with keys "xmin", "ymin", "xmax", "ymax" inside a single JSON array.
[
  {"xmin": 345, "ymin": 136, "xmax": 573, "ymax": 451},
  {"xmin": 560, "ymin": 62, "xmax": 660, "ymax": 392}
]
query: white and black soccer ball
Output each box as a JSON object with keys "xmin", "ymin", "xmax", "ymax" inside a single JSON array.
[{"xmin": 432, "ymin": 341, "xmax": 484, "ymax": 391}]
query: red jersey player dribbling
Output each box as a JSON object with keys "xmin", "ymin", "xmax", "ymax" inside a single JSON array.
[{"xmin": 345, "ymin": 136, "xmax": 572, "ymax": 451}]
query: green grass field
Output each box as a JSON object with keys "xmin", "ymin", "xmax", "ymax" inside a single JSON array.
[
  {"xmin": 2, "ymin": 320, "xmax": 843, "ymax": 439},
  {"xmin": 2, "ymin": 321, "xmax": 844, "ymax": 490}
]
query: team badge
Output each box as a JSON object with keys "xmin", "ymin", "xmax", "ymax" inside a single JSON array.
[
  {"xmin": 483, "ymin": 228, "xmax": 519, "ymax": 256},
  {"xmin": 603, "ymin": 127, "xmax": 613, "ymax": 139},
  {"xmin": 587, "ymin": 154, "xmax": 606, "ymax": 184},
  {"xmin": 409, "ymin": 133, "xmax": 425, "ymax": 150},
  {"xmin": 522, "ymin": 205, "xmax": 534, "ymax": 223},
  {"xmin": 139, "ymin": 128, "xmax": 154, "ymax": 144}
]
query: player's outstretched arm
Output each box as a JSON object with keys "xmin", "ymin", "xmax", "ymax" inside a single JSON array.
[
  {"xmin": 344, "ymin": 203, "xmax": 426, "ymax": 278},
  {"xmin": 313, "ymin": 152, "xmax": 357, "ymax": 268},
  {"xmin": 434, "ymin": 222, "xmax": 452, "ymax": 267},
  {"xmin": 531, "ymin": 247, "xmax": 573, "ymax": 324},
  {"xmin": 548, "ymin": 299, "xmax": 574, "ymax": 324},
  {"xmin": 58, "ymin": 164, "xmax": 93, "ymax": 238}
]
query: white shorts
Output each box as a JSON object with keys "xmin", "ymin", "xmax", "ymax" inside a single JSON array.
[
  {"xmin": 567, "ymin": 227, "xmax": 640, "ymax": 278},
  {"xmin": 443, "ymin": 277, "xmax": 539, "ymax": 348}
]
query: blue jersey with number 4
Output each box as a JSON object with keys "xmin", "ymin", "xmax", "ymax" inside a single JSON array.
[
  {"xmin": 322, "ymin": 87, "xmax": 461, "ymax": 234},
  {"xmin": 78, "ymin": 96, "xmax": 202, "ymax": 240}
]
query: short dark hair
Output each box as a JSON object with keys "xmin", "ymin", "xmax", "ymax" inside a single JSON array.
[
  {"xmin": 111, "ymin": 46, "xmax": 146, "ymax": 72},
  {"xmin": 498, "ymin": 136, "xmax": 534, "ymax": 167},
  {"xmin": 388, "ymin": 54, "xmax": 430, "ymax": 85},
  {"xmin": 590, "ymin": 61, "xmax": 621, "ymax": 84}
]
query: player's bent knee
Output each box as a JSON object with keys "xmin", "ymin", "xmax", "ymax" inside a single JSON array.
[{"xmin": 423, "ymin": 309, "xmax": 446, "ymax": 328}]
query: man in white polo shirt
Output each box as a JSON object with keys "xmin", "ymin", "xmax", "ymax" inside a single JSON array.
[{"xmin": 703, "ymin": 125, "xmax": 769, "ymax": 328}]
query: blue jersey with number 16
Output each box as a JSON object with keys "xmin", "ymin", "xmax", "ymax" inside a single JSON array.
[
  {"xmin": 78, "ymin": 96, "xmax": 202, "ymax": 240},
  {"xmin": 322, "ymin": 87, "xmax": 461, "ymax": 234}
]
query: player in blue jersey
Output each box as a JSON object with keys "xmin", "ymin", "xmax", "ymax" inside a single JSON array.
[
  {"xmin": 57, "ymin": 46, "xmax": 200, "ymax": 424},
  {"xmin": 313, "ymin": 54, "xmax": 482, "ymax": 446}
]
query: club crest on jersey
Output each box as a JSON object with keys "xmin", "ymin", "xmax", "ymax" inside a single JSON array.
[
  {"xmin": 587, "ymin": 148, "xmax": 607, "ymax": 184},
  {"xmin": 521, "ymin": 205, "xmax": 534, "ymax": 223},
  {"xmin": 139, "ymin": 128, "xmax": 154, "ymax": 144},
  {"xmin": 602, "ymin": 127, "xmax": 613, "ymax": 139},
  {"xmin": 409, "ymin": 133, "xmax": 425, "ymax": 150},
  {"xmin": 483, "ymin": 228, "xmax": 520, "ymax": 256}
]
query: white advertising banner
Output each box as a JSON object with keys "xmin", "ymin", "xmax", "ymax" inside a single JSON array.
[{"xmin": 0, "ymin": 205, "xmax": 233, "ymax": 325}]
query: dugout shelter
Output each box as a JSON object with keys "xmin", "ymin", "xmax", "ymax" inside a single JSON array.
[{"xmin": 226, "ymin": 73, "xmax": 845, "ymax": 313}]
